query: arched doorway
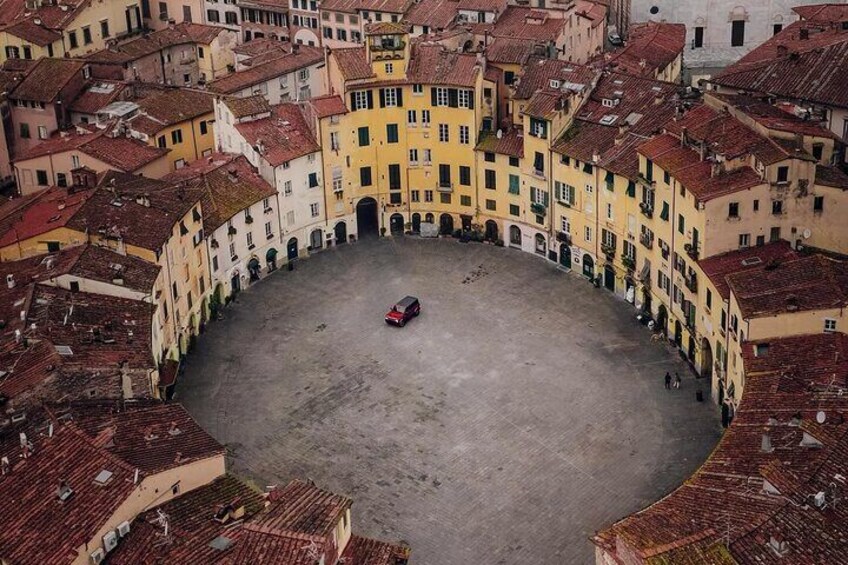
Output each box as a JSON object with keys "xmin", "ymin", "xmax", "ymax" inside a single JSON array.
[
  {"xmin": 424, "ymin": 213, "xmax": 434, "ymax": 224},
  {"xmin": 534, "ymin": 233, "xmax": 546, "ymax": 255},
  {"xmin": 310, "ymin": 228, "xmax": 323, "ymax": 250},
  {"xmin": 334, "ymin": 221, "xmax": 347, "ymax": 244},
  {"xmin": 356, "ymin": 197, "xmax": 379, "ymax": 238},
  {"xmin": 439, "ymin": 213, "xmax": 454, "ymax": 235},
  {"xmin": 287, "ymin": 237, "xmax": 298, "ymax": 261},
  {"xmin": 390, "ymin": 213, "xmax": 404, "ymax": 234},
  {"xmin": 656, "ymin": 304, "xmax": 668, "ymax": 336},
  {"xmin": 509, "ymin": 225, "xmax": 521, "ymax": 246},
  {"xmin": 230, "ymin": 271, "xmax": 241, "ymax": 296},
  {"xmin": 247, "ymin": 257, "xmax": 261, "ymax": 281},
  {"xmin": 559, "ymin": 244, "xmax": 571, "ymax": 269},
  {"xmin": 582, "ymin": 254, "xmax": 595, "ymax": 278},
  {"xmin": 701, "ymin": 338, "xmax": 713, "ymax": 379},
  {"xmin": 485, "ymin": 220, "xmax": 498, "ymax": 241},
  {"xmin": 412, "ymin": 213, "xmax": 421, "ymax": 233},
  {"xmin": 604, "ymin": 264, "xmax": 615, "ymax": 291},
  {"xmin": 266, "ymin": 247, "xmax": 278, "ymax": 271}
]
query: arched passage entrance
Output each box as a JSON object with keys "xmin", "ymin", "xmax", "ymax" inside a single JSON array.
[
  {"xmin": 334, "ymin": 221, "xmax": 347, "ymax": 244},
  {"xmin": 390, "ymin": 213, "xmax": 404, "ymax": 234},
  {"xmin": 582, "ymin": 254, "xmax": 594, "ymax": 279},
  {"xmin": 266, "ymin": 247, "xmax": 278, "ymax": 271},
  {"xmin": 485, "ymin": 220, "xmax": 498, "ymax": 241},
  {"xmin": 287, "ymin": 237, "xmax": 298, "ymax": 261},
  {"xmin": 439, "ymin": 213, "xmax": 454, "ymax": 235},
  {"xmin": 356, "ymin": 197, "xmax": 379, "ymax": 238},
  {"xmin": 534, "ymin": 233, "xmax": 546, "ymax": 255}
]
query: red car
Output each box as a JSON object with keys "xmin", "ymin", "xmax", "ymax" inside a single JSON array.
[{"xmin": 385, "ymin": 296, "xmax": 421, "ymax": 327}]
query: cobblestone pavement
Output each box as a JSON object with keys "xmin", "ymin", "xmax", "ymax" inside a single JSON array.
[{"xmin": 180, "ymin": 237, "xmax": 722, "ymax": 565}]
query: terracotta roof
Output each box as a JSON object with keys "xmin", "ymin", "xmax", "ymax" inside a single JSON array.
[
  {"xmin": 78, "ymin": 134, "xmax": 170, "ymax": 171},
  {"xmin": 207, "ymin": 46, "xmax": 323, "ymax": 94},
  {"xmin": 86, "ymin": 23, "xmax": 226, "ymax": 65},
  {"xmin": 476, "ymin": 127, "xmax": 524, "ymax": 158},
  {"xmin": 164, "ymin": 154, "xmax": 276, "ymax": 233},
  {"xmin": 574, "ymin": 0, "xmax": 607, "ymax": 27},
  {"xmin": 709, "ymin": 92, "xmax": 841, "ymax": 140},
  {"xmin": 457, "ymin": 0, "xmax": 507, "ymax": 12},
  {"xmin": 817, "ymin": 164, "xmax": 848, "ymax": 189},
  {"xmin": 67, "ymin": 244, "xmax": 161, "ymax": 293},
  {"xmin": 331, "ymin": 46, "xmax": 376, "ymax": 81},
  {"xmin": 0, "ymin": 423, "xmax": 137, "ymax": 565},
  {"xmin": 69, "ymin": 80, "xmax": 128, "ymax": 114},
  {"xmin": 4, "ymin": 18, "xmax": 62, "ymax": 45},
  {"xmin": 320, "ymin": 0, "xmax": 360, "ymax": 13},
  {"xmin": 406, "ymin": 43, "xmax": 480, "ymax": 87},
  {"xmin": 128, "ymin": 89, "xmax": 214, "ymax": 135},
  {"xmin": 364, "ymin": 21, "xmax": 409, "ymax": 35},
  {"xmin": 9, "ymin": 58, "xmax": 85, "ymax": 103},
  {"xmin": 234, "ymin": 104, "xmax": 320, "ymax": 167},
  {"xmin": 66, "ymin": 172, "xmax": 200, "ymax": 252},
  {"xmin": 595, "ymin": 331, "xmax": 848, "ymax": 564},
  {"xmin": 0, "ymin": 185, "xmax": 94, "ymax": 248},
  {"xmin": 793, "ymin": 3, "xmax": 848, "ymax": 22},
  {"xmin": 26, "ymin": 284, "xmax": 155, "ymax": 369},
  {"xmin": 727, "ymin": 254, "xmax": 848, "ymax": 318},
  {"xmin": 711, "ymin": 21, "xmax": 848, "ymax": 109},
  {"xmin": 523, "ymin": 89, "xmax": 566, "ymax": 119},
  {"xmin": 223, "ymin": 94, "xmax": 273, "ymax": 119},
  {"xmin": 70, "ymin": 402, "xmax": 225, "ymax": 474},
  {"xmin": 488, "ymin": 6, "xmax": 566, "ymax": 42},
  {"xmin": 109, "ymin": 474, "xmax": 266, "ymax": 564},
  {"xmin": 340, "ymin": 535, "xmax": 412, "ymax": 565},
  {"xmin": 233, "ymin": 38, "xmax": 292, "ymax": 58},
  {"xmin": 358, "ymin": 0, "xmax": 413, "ymax": 13},
  {"xmin": 310, "ymin": 94, "xmax": 348, "ymax": 118},
  {"xmin": 485, "ymin": 37, "xmax": 540, "ymax": 66},
  {"xmin": 598, "ymin": 21, "xmax": 685, "ymax": 77},
  {"xmin": 698, "ymin": 241, "xmax": 799, "ymax": 300},
  {"xmin": 512, "ymin": 58, "xmax": 596, "ymax": 100},
  {"xmin": 404, "ymin": 0, "xmax": 458, "ymax": 29}
]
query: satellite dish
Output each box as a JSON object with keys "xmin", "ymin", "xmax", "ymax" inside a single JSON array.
[
  {"xmin": 816, "ymin": 410, "xmax": 826, "ymax": 424},
  {"xmin": 803, "ymin": 229, "xmax": 812, "ymax": 239}
]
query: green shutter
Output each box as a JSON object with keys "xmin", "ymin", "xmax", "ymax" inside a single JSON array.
[
  {"xmin": 626, "ymin": 181, "xmax": 636, "ymax": 197},
  {"xmin": 660, "ymin": 201, "xmax": 669, "ymax": 221}
]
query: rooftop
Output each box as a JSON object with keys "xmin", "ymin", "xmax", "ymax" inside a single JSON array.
[
  {"xmin": 726, "ymin": 254, "xmax": 848, "ymax": 319},
  {"xmin": 85, "ymin": 23, "xmax": 227, "ymax": 65},
  {"xmin": 512, "ymin": 58, "xmax": 596, "ymax": 100},
  {"xmin": 9, "ymin": 58, "xmax": 85, "ymax": 103},
  {"xmin": 128, "ymin": 89, "xmax": 214, "ymax": 135},
  {"xmin": 0, "ymin": 185, "xmax": 94, "ymax": 249},
  {"xmin": 234, "ymin": 104, "xmax": 320, "ymax": 167},
  {"xmin": 163, "ymin": 154, "xmax": 276, "ymax": 233},
  {"xmin": 476, "ymin": 127, "xmax": 524, "ymax": 158},
  {"xmin": 404, "ymin": 0, "xmax": 458, "ymax": 30},
  {"xmin": 598, "ymin": 21, "xmax": 686, "ymax": 78},
  {"xmin": 708, "ymin": 92, "xmax": 841, "ymax": 140},
  {"xmin": 207, "ymin": 46, "xmax": 323, "ymax": 94},
  {"xmin": 69, "ymin": 80, "xmax": 129, "ymax": 115},
  {"xmin": 330, "ymin": 46, "xmax": 376, "ymax": 81},
  {"xmin": 487, "ymin": 6, "xmax": 566, "ymax": 43},
  {"xmin": 309, "ymin": 94, "xmax": 348, "ymax": 118},
  {"xmin": 223, "ymin": 94, "xmax": 273, "ymax": 120},
  {"xmin": 698, "ymin": 241, "xmax": 799, "ymax": 300}
]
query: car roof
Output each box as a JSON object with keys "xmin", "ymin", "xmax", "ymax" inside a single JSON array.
[{"xmin": 397, "ymin": 296, "xmax": 418, "ymax": 307}]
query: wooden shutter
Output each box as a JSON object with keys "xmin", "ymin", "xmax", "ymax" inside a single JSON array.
[
  {"xmin": 379, "ymin": 88, "xmax": 386, "ymax": 108},
  {"xmin": 396, "ymin": 87, "xmax": 403, "ymax": 107}
]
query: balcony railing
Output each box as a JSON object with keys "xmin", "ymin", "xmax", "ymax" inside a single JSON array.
[
  {"xmin": 639, "ymin": 232, "xmax": 653, "ymax": 249},
  {"xmin": 437, "ymin": 182, "xmax": 453, "ymax": 193},
  {"xmin": 684, "ymin": 242, "xmax": 699, "ymax": 260},
  {"xmin": 685, "ymin": 273, "xmax": 698, "ymax": 293},
  {"xmin": 556, "ymin": 231, "xmax": 571, "ymax": 245},
  {"xmin": 601, "ymin": 244, "xmax": 615, "ymax": 258},
  {"xmin": 639, "ymin": 201, "xmax": 653, "ymax": 219},
  {"xmin": 621, "ymin": 255, "xmax": 636, "ymax": 271},
  {"xmin": 530, "ymin": 202, "xmax": 547, "ymax": 216}
]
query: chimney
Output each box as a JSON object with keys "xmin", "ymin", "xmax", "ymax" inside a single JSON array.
[
  {"xmin": 6, "ymin": 274, "xmax": 14, "ymax": 289},
  {"xmin": 0, "ymin": 456, "xmax": 9, "ymax": 475},
  {"xmin": 777, "ymin": 44, "xmax": 788, "ymax": 56},
  {"xmin": 761, "ymin": 432, "xmax": 774, "ymax": 453},
  {"xmin": 654, "ymin": 93, "xmax": 664, "ymax": 106},
  {"xmin": 135, "ymin": 194, "xmax": 150, "ymax": 207},
  {"xmin": 227, "ymin": 167, "xmax": 239, "ymax": 182}
]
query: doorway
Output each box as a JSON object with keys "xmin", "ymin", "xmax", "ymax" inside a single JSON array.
[
  {"xmin": 334, "ymin": 221, "xmax": 347, "ymax": 244},
  {"xmin": 310, "ymin": 229, "xmax": 323, "ymax": 250},
  {"xmin": 412, "ymin": 213, "xmax": 421, "ymax": 233},
  {"xmin": 287, "ymin": 237, "xmax": 298, "ymax": 261},
  {"xmin": 509, "ymin": 225, "xmax": 521, "ymax": 246},
  {"xmin": 534, "ymin": 234, "xmax": 546, "ymax": 255},
  {"xmin": 356, "ymin": 197, "xmax": 379, "ymax": 238},
  {"xmin": 701, "ymin": 338, "xmax": 713, "ymax": 379},
  {"xmin": 461, "ymin": 215, "xmax": 472, "ymax": 232},
  {"xmin": 559, "ymin": 244, "xmax": 571, "ymax": 269},
  {"xmin": 674, "ymin": 320, "xmax": 682, "ymax": 347},
  {"xmin": 582, "ymin": 254, "xmax": 594, "ymax": 279},
  {"xmin": 485, "ymin": 220, "xmax": 498, "ymax": 241},
  {"xmin": 604, "ymin": 265, "xmax": 615, "ymax": 291},
  {"xmin": 439, "ymin": 213, "xmax": 454, "ymax": 235},
  {"xmin": 230, "ymin": 272, "xmax": 241, "ymax": 296},
  {"xmin": 390, "ymin": 213, "xmax": 404, "ymax": 234}
]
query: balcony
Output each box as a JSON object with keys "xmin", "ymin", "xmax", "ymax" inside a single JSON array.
[
  {"xmin": 601, "ymin": 243, "xmax": 615, "ymax": 258},
  {"xmin": 685, "ymin": 273, "xmax": 698, "ymax": 293},
  {"xmin": 684, "ymin": 242, "xmax": 699, "ymax": 260},
  {"xmin": 636, "ymin": 173, "xmax": 655, "ymax": 186},
  {"xmin": 639, "ymin": 232, "xmax": 653, "ymax": 249},
  {"xmin": 639, "ymin": 201, "xmax": 653, "ymax": 219},
  {"xmin": 556, "ymin": 231, "xmax": 571, "ymax": 245},
  {"xmin": 437, "ymin": 182, "xmax": 453, "ymax": 193},
  {"xmin": 621, "ymin": 255, "xmax": 636, "ymax": 271},
  {"xmin": 530, "ymin": 202, "xmax": 547, "ymax": 216}
]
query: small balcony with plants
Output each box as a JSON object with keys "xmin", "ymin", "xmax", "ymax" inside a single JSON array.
[
  {"xmin": 556, "ymin": 231, "xmax": 571, "ymax": 245},
  {"xmin": 639, "ymin": 232, "xmax": 653, "ymax": 249},
  {"xmin": 530, "ymin": 202, "xmax": 547, "ymax": 216},
  {"xmin": 601, "ymin": 243, "xmax": 615, "ymax": 259},
  {"xmin": 684, "ymin": 242, "xmax": 699, "ymax": 260},
  {"xmin": 621, "ymin": 254, "xmax": 636, "ymax": 271},
  {"xmin": 685, "ymin": 272, "xmax": 698, "ymax": 293},
  {"xmin": 639, "ymin": 201, "xmax": 653, "ymax": 219}
]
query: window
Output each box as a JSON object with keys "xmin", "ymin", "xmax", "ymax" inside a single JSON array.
[
  {"xmin": 425, "ymin": 190, "xmax": 433, "ymax": 202},
  {"xmin": 438, "ymin": 124, "xmax": 449, "ymax": 142},
  {"xmin": 554, "ymin": 181, "xmax": 574, "ymax": 204},
  {"xmin": 389, "ymin": 192, "xmax": 401, "ymax": 204},
  {"xmin": 824, "ymin": 318, "xmax": 837, "ymax": 333},
  {"xmin": 412, "ymin": 84, "xmax": 423, "ymax": 95},
  {"xmin": 199, "ymin": 121, "xmax": 208, "ymax": 135},
  {"xmin": 38, "ymin": 126, "xmax": 48, "ymax": 140},
  {"xmin": 678, "ymin": 214, "xmax": 685, "ymax": 234},
  {"xmin": 423, "ymin": 149, "xmax": 431, "ymax": 165},
  {"xmin": 56, "ymin": 173, "xmax": 67, "ymax": 187},
  {"xmin": 386, "ymin": 123, "xmax": 399, "ymax": 143},
  {"xmin": 459, "ymin": 166, "xmax": 471, "ymax": 186},
  {"xmin": 771, "ymin": 200, "xmax": 783, "ymax": 215},
  {"xmin": 739, "ymin": 233, "xmax": 750, "ymax": 248},
  {"xmin": 438, "ymin": 164, "xmax": 451, "ymax": 187},
  {"xmin": 36, "ymin": 170, "xmax": 49, "ymax": 186},
  {"xmin": 421, "ymin": 110, "xmax": 430, "ymax": 126},
  {"xmin": 382, "ymin": 87, "xmax": 398, "ymax": 107},
  {"xmin": 508, "ymin": 174, "xmax": 520, "ymax": 195},
  {"xmin": 68, "ymin": 30, "xmax": 78, "ymax": 49},
  {"xmin": 484, "ymin": 152, "xmax": 495, "ymax": 163},
  {"xmin": 509, "ymin": 204, "xmax": 520, "ymax": 216},
  {"xmin": 623, "ymin": 240, "xmax": 636, "ymax": 261},
  {"xmin": 458, "ymin": 90, "xmax": 471, "ymax": 108},
  {"xmin": 308, "ymin": 172, "xmax": 319, "ymax": 188},
  {"xmin": 330, "ymin": 131, "xmax": 340, "ymax": 151},
  {"xmin": 533, "ymin": 152, "xmax": 544, "ymax": 176},
  {"xmin": 246, "ymin": 231, "xmax": 254, "ymax": 249},
  {"xmin": 157, "ymin": 135, "xmax": 166, "ymax": 148},
  {"xmin": 773, "ymin": 23, "xmax": 783, "ymax": 35},
  {"xmin": 358, "ymin": 126, "xmax": 369, "ymax": 146},
  {"xmin": 776, "ymin": 166, "xmax": 789, "ymax": 183},
  {"xmin": 485, "ymin": 169, "xmax": 496, "ymax": 189},
  {"xmin": 411, "ymin": 190, "xmax": 420, "ymax": 202},
  {"xmin": 440, "ymin": 193, "xmax": 451, "ymax": 204},
  {"xmin": 461, "ymin": 195, "xmax": 472, "ymax": 206},
  {"xmin": 19, "ymin": 123, "xmax": 30, "ymax": 139},
  {"xmin": 385, "ymin": 63, "xmax": 393, "ymax": 74},
  {"xmin": 606, "ymin": 202, "xmax": 613, "ymax": 221},
  {"xmin": 814, "ymin": 195, "xmax": 824, "ymax": 212},
  {"xmin": 585, "ymin": 226, "xmax": 592, "ymax": 242},
  {"xmin": 409, "ymin": 148, "xmax": 418, "ymax": 165},
  {"xmin": 531, "ymin": 187, "xmax": 549, "ymax": 207},
  {"xmin": 352, "ymin": 90, "xmax": 371, "ymax": 110},
  {"xmin": 731, "ymin": 20, "xmax": 745, "ymax": 47},
  {"xmin": 310, "ymin": 203, "xmax": 320, "ymax": 217},
  {"xmin": 388, "ymin": 164, "xmax": 401, "ymax": 190},
  {"xmin": 693, "ymin": 26, "xmax": 704, "ymax": 47},
  {"xmin": 530, "ymin": 118, "xmax": 547, "ymax": 139},
  {"xmin": 359, "ymin": 166, "xmax": 372, "ymax": 186},
  {"xmin": 434, "ymin": 87, "xmax": 449, "ymax": 106},
  {"xmin": 4, "ymin": 46, "xmax": 19, "ymax": 59},
  {"xmin": 171, "ymin": 129, "xmax": 183, "ymax": 144},
  {"xmin": 753, "ymin": 199, "xmax": 759, "ymax": 212},
  {"xmin": 602, "ymin": 228, "xmax": 617, "ymax": 250},
  {"xmin": 407, "ymin": 110, "xmax": 417, "ymax": 125},
  {"xmin": 284, "ymin": 180, "xmax": 292, "ymax": 195},
  {"xmin": 459, "ymin": 125, "xmax": 470, "ymax": 145}
]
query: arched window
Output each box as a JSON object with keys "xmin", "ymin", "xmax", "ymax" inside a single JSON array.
[{"xmin": 509, "ymin": 225, "xmax": 521, "ymax": 245}]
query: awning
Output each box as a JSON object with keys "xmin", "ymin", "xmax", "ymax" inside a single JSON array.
[
  {"xmin": 247, "ymin": 258, "xmax": 260, "ymax": 269},
  {"xmin": 266, "ymin": 248, "xmax": 278, "ymax": 260}
]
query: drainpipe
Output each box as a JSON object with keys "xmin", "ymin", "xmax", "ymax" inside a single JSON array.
[{"xmin": 190, "ymin": 119, "xmax": 200, "ymax": 161}]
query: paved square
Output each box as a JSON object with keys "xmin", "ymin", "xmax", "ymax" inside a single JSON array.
[{"xmin": 180, "ymin": 238, "xmax": 722, "ymax": 564}]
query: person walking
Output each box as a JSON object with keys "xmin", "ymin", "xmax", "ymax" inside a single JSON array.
[
  {"xmin": 664, "ymin": 372, "xmax": 671, "ymax": 390},
  {"xmin": 674, "ymin": 373, "xmax": 682, "ymax": 389}
]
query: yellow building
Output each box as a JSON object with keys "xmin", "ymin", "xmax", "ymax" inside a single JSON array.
[
  {"xmin": 319, "ymin": 24, "xmax": 497, "ymax": 237},
  {"xmin": 127, "ymin": 89, "xmax": 216, "ymax": 171}
]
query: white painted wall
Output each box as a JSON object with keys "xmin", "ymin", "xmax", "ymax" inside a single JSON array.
[{"xmin": 226, "ymin": 60, "xmax": 326, "ymax": 105}]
